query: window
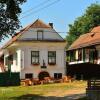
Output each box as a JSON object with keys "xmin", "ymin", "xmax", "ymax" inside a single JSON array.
[
  {"xmin": 54, "ymin": 73, "xmax": 62, "ymax": 79},
  {"xmin": 48, "ymin": 51, "xmax": 56, "ymax": 65},
  {"xmin": 5, "ymin": 57, "xmax": 8, "ymax": 65},
  {"xmin": 70, "ymin": 51, "xmax": 75, "ymax": 62},
  {"xmin": 31, "ymin": 51, "xmax": 39, "ymax": 65},
  {"xmin": 37, "ymin": 30, "xmax": 43, "ymax": 40},
  {"xmin": 14, "ymin": 52, "xmax": 18, "ymax": 65},
  {"xmin": 78, "ymin": 49, "xmax": 82, "ymax": 61},
  {"xmin": 85, "ymin": 49, "xmax": 89, "ymax": 60},
  {"xmin": 5, "ymin": 55, "xmax": 13, "ymax": 66},
  {"xmin": 25, "ymin": 73, "xmax": 33, "ymax": 79}
]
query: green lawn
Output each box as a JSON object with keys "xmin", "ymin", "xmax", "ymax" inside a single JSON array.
[{"xmin": 0, "ymin": 81, "xmax": 87, "ymax": 100}]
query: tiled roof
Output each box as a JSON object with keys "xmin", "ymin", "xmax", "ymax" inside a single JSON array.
[
  {"xmin": 30, "ymin": 19, "xmax": 51, "ymax": 28},
  {"xmin": 2, "ymin": 25, "xmax": 30, "ymax": 49},
  {"xmin": 68, "ymin": 26, "xmax": 100, "ymax": 50},
  {"xmin": 1, "ymin": 19, "xmax": 63, "ymax": 49},
  {"xmin": 2, "ymin": 19, "xmax": 52, "ymax": 49}
]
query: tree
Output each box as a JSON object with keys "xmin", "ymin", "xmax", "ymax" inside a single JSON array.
[
  {"xmin": 0, "ymin": 0, "xmax": 26, "ymax": 41},
  {"xmin": 66, "ymin": 3, "xmax": 100, "ymax": 47}
]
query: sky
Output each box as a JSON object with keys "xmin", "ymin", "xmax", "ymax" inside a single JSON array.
[{"xmin": 0, "ymin": 0, "xmax": 100, "ymax": 47}]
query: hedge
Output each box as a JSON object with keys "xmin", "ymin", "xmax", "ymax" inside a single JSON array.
[{"xmin": 0, "ymin": 72, "xmax": 20, "ymax": 86}]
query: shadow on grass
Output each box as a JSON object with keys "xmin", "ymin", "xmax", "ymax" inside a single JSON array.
[{"xmin": 9, "ymin": 93, "xmax": 87, "ymax": 100}]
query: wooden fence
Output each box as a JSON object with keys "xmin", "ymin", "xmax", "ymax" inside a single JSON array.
[
  {"xmin": 86, "ymin": 80, "xmax": 100, "ymax": 100},
  {"xmin": 87, "ymin": 80, "xmax": 100, "ymax": 90},
  {"xmin": 0, "ymin": 72, "xmax": 20, "ymax": 86}
]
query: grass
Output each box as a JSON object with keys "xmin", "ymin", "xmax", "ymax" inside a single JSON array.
[{"xmin": 0, "ymin": 81, "xmax": 87, "ymax": 100}]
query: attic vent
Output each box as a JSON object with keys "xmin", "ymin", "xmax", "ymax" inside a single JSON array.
[{"xmin": 91, "ymin": 33, "xmax": 95, "ymax": 37}]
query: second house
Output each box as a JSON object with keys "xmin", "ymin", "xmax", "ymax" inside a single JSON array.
[{"xmin": 1, "ymin": 19, "xmax": 67, "ymax": 80}]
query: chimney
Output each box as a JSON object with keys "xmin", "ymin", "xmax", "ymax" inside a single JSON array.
[{"xmin": 49, "ymin": 23, "xmax": 53, "ymax": 28}]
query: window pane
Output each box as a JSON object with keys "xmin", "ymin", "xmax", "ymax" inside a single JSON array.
[
  {"xmin": 35, "ymin": 58, "xmax": 39, "ymax": 63},
  {"xmin": 48, "ymin": 51, "xmax": 56, "ymax": 64},
  {"xmin": 31, "ymin": 51, "xmax": 39, "ymax": 64},
  {"xmin": 37, "ymin": 31, "xmax": 43, "ymax": 40},
  {"xmin": 32, "ymin": 52, "xmax": 38, "ymax": 56},
  {"xmin": 51, "ymin": 58, "xmax": 55, "ymax": 63},
  {"xmin": 49, "ymin": 52, "xmax": 56, "ymax": 57},
  {"xmin": 49, "ymin": 58, "xmax": 52, "ymax": 63},
  {"xmin": 25, "ymin": 73, "xmax": 33, "ymax": 79},
  {"xmin": 54, "ymin": 73, "xmax": 57, "ymax": 79},
  {"xmin": 32, "ymin": 57, "xmax": 35, "ymax": 63},
  {"xmin": 15, "ymin": 53, "xmax": 17, "ymax": 65},
  {"xmin": 58, "ymin": 73, "xmax": 62, "ymax": 79},
  {"xmin": 5, "ymin": 57, "xmax": 8, "ymax": 65}
]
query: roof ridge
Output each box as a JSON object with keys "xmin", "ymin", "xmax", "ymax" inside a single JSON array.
[
  {"xmin": 1, "ymin": 19, "xmax": 54, "ymax": 49},
  {"xmin": 30, "ymin": 19, "xmax": 51, "ymax": 28}
]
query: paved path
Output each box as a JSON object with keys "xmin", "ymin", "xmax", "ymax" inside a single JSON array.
[{"xmin": 42, "ymin": 89, "xmax": 86, "ymax": 100}]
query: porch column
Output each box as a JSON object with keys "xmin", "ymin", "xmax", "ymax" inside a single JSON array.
[
  {"xmin": 82, "ymin": 48, "xmax": 85, "ymax": 62},
  {"xmin": 17, "ymin": 49, "xmax": 21, "ymax": 72}
]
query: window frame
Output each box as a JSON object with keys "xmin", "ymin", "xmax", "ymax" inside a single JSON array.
[
  {"xmin": 54, "ymin": 73, "xmax": 62, "ymax": 79},
  {"xmin": 37, "ymin": 30, "xmax": 43, "ymax": 40},
  {"xmin": 31, "ymin": 51, "xmax": 39, "ymax": 65},
  {"xmin": 78, "ymin": 49, "xmax": 82, "ymax": 61},
  {"xmin": 5, "ymin": 56, "xmax": 8, "ymax": 66},
  {"xmin": 25, "ymin": 73, "xmax": 33, "ymax": 79},
  {"xmin": 15, "ymin": 52, "xmax": 17, "ymax": 65},
  {"xmin": 48, "ymin": 51, "xmax": 56, "ymax": 65}
]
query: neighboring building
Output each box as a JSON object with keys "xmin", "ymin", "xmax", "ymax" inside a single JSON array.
[
  {"xmin": 67, "ymin": 26, "xmax": 100, "ymax": 65},
  {"xmin": 1, "ymin": 19, "xmax": 66, "ymax": 79},
  {"xmin": 67, "ymin": 26, "xmax": 100, "ymax": 79}
]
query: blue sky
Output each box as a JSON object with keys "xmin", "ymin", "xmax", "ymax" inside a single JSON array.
[{"xmin": 0, "ymin": 0, "xmax": 100, "ymax": 47}]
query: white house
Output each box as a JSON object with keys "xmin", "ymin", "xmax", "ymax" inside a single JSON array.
[{"xmin": 1, "ymin": 19, "xmax": 67, "ymax": 79}]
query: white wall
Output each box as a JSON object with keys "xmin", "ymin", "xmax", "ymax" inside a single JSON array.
[
  {"xmin": 18, "ymin": 28, "xmax": 63, "ymax": 41},
  {"xmin": 0, "ymin": 68, "xmax": 2, "ymax": 72},
  {"xmin": 18, "ymin": 42, "xmax": 66, "ymax": 79}
]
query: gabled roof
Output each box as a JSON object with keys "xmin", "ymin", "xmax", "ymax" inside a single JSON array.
[
  {"xmin": 68, "ymin": 26, "xmax": 100, "ymax": 50},
  {"xmin": 2, "ymin": 25, "xmax": 30, "ymax": 49},
  {"xmin": 1, "ymin": 19, "xmax": 64, "ymax": 49},
  {"xmin": 30, "ymin": 19, "xmax": 51, "ymax": 28}
]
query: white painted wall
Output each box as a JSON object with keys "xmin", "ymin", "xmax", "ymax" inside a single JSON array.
[
  {"xmin": 18, "ymin": 28, "xmax": 63, "ymax": 41},
  {"xmin": 18, "ymin": 42, "xmax": 66, "ymax": 79},
  {"xmin": 3, "ymin": 42, "xmax": 66, "ymax": 79},
  {"xmin": 0, "ymin": 68, "xmax": 2, "ymax": 72}
]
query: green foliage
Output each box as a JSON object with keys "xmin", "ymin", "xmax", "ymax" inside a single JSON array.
[
  {"xmin": 0, "ymin": 0, "xmax": 26, "ymax": 41},
  {"xmin": 0, "ymin": 72, "xmax": 20, "ymax": 86},
  {"xmin": 66, "ymin": 3, "xmax": 100, "ymax": 47}
]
